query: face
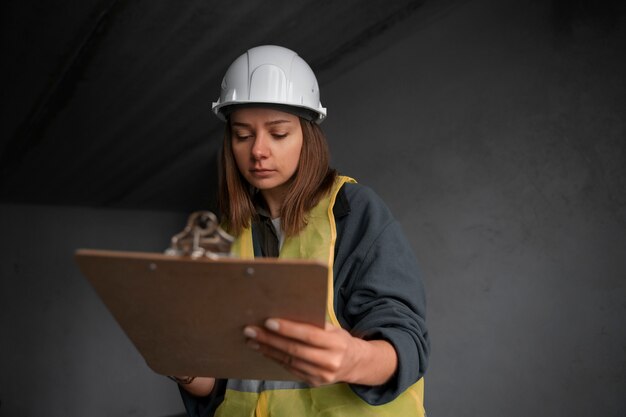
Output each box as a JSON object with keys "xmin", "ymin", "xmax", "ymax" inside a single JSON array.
[{"xmin": 230, "ymin": 107, "xmax": 303, "ymax": 198}]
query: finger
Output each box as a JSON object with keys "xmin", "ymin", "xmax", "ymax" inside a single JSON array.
[
  {"xmin": 264, "ymin": 318, "xmax": 331, "ymax": 348},
  {"xmin": 247, "ymin": 326, "xmax": 323, "ymax": 363},
  {"xmin": 285, "ymin": 354, "xmax": 342, "ymax": 385},
  {"xmin": 249, "ymin": 338, "xmax": 303, "ymax": 371},
  {"xmin": 289, "ymin": 367, "xmax": 327, "ymax": 387},
  {"xmin": 325, "ymin": 322, "xmax": 338, "ymax": 331},
  {"xmin": 246, "ymin": 328, "xmax": 347, "ymax": 375},
  {"xmin": 252, "ymin": 341, "xmax": 295, "ymax": 367},
  {"xmin": 252, "ymin": 341, "xmax": 330, "ymax": 385}
]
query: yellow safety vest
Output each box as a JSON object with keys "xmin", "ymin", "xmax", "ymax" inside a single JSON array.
[{"xmin": 217, "ymin": 176, "xmax": 425, "ymax": 417}]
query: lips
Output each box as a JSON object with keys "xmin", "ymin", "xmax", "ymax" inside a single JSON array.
[{"xmin": 250, "ymin": 168, "xmax": 275, "ymax": 177}]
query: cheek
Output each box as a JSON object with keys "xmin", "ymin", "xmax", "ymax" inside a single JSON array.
[
  {"xmin": 231, "ymin": 145, "xmax": 249, "ymax": 172},
  {"xmin": 286, "ymin": 136, "xmax": 303, "ymax": 170},
  {"xmin": 293, "ymin": 145, "xmax": 303, "ymax": 169},
  {"xmin": 231, "ymin": 142, "xmax": 246, "ymax": 161},
  {"xmin": 280, "ymin": 144, "xmax": 301, "ymax": 174}
]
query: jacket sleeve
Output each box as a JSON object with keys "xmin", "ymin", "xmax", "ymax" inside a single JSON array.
[{"xmin": 333, "ymin": 183, "xmax": 430, "ymax": 405}]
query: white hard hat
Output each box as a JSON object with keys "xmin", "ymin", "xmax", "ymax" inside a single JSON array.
[{"xmin": 212, "ymin": 45, "xmax": 327, "ymax": 123}]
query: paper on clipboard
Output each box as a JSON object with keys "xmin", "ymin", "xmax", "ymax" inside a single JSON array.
[{"xmin": 75, "ymin": 249, "xmax": 327, "ymax": 381}]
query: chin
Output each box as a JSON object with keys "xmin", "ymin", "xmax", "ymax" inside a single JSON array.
[{"xmin": 248, "ymin": 179, "xmax": 280, "ymax": 191}]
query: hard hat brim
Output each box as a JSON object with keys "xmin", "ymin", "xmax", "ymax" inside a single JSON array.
[{"xmin": 212, "ymin": 101, "xmax": 326, "ymax": 124}]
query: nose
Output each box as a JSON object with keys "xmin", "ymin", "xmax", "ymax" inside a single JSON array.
[{"xmin": 251, "ymin": 133, "xmax": 270, "ymax": 160}]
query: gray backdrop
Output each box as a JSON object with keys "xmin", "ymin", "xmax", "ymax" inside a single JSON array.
[{"xmin": 1, "ymin": 0, "xmax": 624, "ymax": 416}]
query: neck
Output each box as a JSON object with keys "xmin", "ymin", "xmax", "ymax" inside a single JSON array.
[{"xmin": 260, "ymin": 188, "xmax": 286, "ymax": 219}]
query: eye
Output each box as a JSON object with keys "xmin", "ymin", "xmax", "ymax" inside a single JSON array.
[
  {"xmin": 234, "ymin": 131, "xmax": 253, "ymax": 141},
  {"xmin": 271, "ymin": 132, "xmax": 288, "ymax": 139}
]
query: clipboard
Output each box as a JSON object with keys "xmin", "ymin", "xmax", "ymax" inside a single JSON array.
[{"xmin": 75, "ymin": 248, "xmax": 328, "ymax": 381}]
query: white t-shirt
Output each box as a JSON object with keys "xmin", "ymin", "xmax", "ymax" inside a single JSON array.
[{"xmin": 270, "ymin": 217, "xmax": 285, "ymax": 250}]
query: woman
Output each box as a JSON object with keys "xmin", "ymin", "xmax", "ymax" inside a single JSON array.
[{"xmin": 176, "ymin": 45, "xmax": 429, "ymax": 416}]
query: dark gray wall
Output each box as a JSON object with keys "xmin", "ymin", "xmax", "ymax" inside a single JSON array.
[
  {"xmin": 0, "ymin": 205, "xmax": 188, "ymax": 416},
  {"xmin": 322, "ymin": 0, "xmax": 626, "ymax": 415},
  {"xmin": 1, "ymin": 0, "xmax": 625, "ymax": 416}
]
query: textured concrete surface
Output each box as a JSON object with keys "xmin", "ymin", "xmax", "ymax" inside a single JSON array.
[
  {"xmin": 322, "ymin": 0, "xmax": 626, "ymax": 415},
  {"xmin": 1, "ymin": 0, "xmax": 624, "ymax": 415}
]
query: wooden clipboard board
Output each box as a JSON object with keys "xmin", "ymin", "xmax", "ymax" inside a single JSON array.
[{"xmin": 75, "ymin": 249, "xmax": 328, "ymax": 381}]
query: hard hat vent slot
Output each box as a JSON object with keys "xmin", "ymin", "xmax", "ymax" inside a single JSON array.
[{"xmin": 249, "ymin": 65, "xmax": 287, "ymax": 102}]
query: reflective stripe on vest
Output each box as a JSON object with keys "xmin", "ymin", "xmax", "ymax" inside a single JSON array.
[{"xmin": 218, "ymin": 176, "xmax": 425, "ymax": 417}]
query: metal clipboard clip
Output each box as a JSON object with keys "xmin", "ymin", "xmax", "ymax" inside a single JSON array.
[{"xmin": 164, "ymin": 211, "xmax": 234, "ymax": 259}]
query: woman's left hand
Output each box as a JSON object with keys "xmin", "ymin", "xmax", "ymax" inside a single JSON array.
[{"xmin": 243, "ymin": 318, "xmax": 397, "ymax": 387}]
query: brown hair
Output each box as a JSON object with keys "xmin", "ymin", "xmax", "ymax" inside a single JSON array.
[{"xmin": 218, "ymin": 118, "xmax": 337, "ymax": 237}]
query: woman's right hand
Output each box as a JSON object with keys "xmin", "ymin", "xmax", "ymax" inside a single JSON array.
[{"xmin": 177, "ymin": 377, "xmax": 216, "ymax": 397}]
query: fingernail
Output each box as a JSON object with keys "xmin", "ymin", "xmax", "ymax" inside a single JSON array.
[
  {"xmin": 265, "ymin": 319, "xmax": 280, "ymax": 331},
  {"xmin": 243, "ymin": 327, "xmax": 257, "ymax": 338},
  {"xmin": 247, "ymin": 340, "xmax": 260, "ymax": 350}
]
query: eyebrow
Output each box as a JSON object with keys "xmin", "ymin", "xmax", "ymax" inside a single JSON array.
[{"xmin": 231, "ymin": 120, "xmax": 293, "ymax": 128}]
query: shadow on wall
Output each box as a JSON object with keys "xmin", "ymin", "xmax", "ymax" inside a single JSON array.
[{"xmin": 551, "ymin": 0, "xmax": 621, "ymax": 35}]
